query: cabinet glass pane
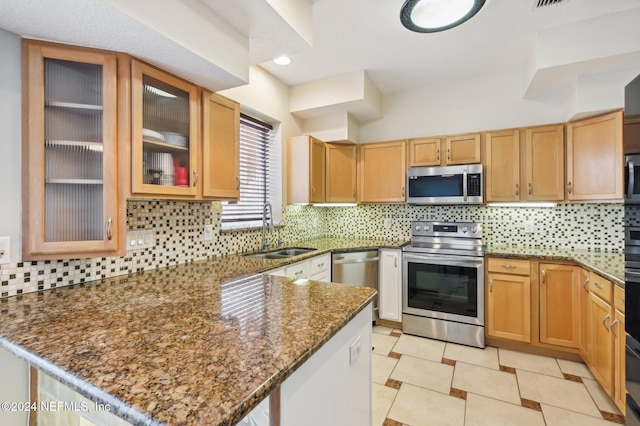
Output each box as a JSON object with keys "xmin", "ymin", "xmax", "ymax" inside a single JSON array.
[
  {"xmin": 43, "ymin": 59, "xmax": 104, "ymax": 242},
  {"xmin": 142, "ymin": 75, "xmax": 191, "ymax": 187}
]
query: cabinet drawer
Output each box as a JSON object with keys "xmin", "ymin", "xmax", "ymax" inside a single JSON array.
[
  {"xmin": 285, "ymin": 261, "xmax": 310, "ymax": 280},
  {"xmin": 309, "ymin": 254, "xmax": 331, "ymax": 276},
  {"xmin": 614, "ymin": 284, "xmax": 625, "ymax": 313},
  {"xmin": 487, "ymin": 258, "xmax": 530, "ymax": 276},
  {"xmin": 590, "ymin": 272, "xmax": 613, "ymax": 304}
]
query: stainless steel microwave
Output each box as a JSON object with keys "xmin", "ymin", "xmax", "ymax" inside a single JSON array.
[
  {"xmin": 407, "ymin": 164, "xmax": 483, "ymax": 204},
  {"xmin": 626, "ymin": 154, "xmax": 640, "ymax": 204}
]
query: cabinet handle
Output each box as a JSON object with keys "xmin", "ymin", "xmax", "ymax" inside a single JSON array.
[
  {"xmin": 515, "ymin": 183, "xmax": 519, "ymax": 196},
  {"xmin": 490, "ymin": 279, "xmax": 493, "ymax": 292},
  {"xmin": 447, "ymin": 148, "xmax": 451, "ymax": 161},
  {"xmin": 622, "ymin": 298, "xmax": 625, "ymax": 304},
  {"xmin": 602, "ymin": 314, "xmax": 611, "ymax": 331},
  {"xmin": 582, "ymin": 278, "xmax": 589, "ymax": 292},
  {"xmin": 436, "ymin": 149, "xmax": 440, "ymax": 162},
  {"xmin": 106, "ymin": 218, "xmax": 112, "ymax": 241},
  {"xmin": 193, "ymin": 169, "xmax": 199, "ymax": 187},
  {"xmin": 318, "ymin": 263, "xmax": 324, "ymax": 268},
  {"xmin": 394, "ymin": 257, "xmax": 398, "ymax": 268},
  {"xmin": 312, "ymin": 186, "xmax": 316, "ymax": 195},
  {"xmin": 567, "ymin": 181, "xmax": 572, "ymax": 194},
  {"xmin": 610, "ymin": 319, "xmax": 619, "ymax": 337},
  {"xmin": 501, "ymin": 264, "xmax": 517, "ymax": 270},
  {"xmin": 528, "ymin": 182, "xmax": 532, "ymax": 195},
  {"xmin": 594, "ymin": 282, "xmax": 604, "ymax": 290},
  {"xmin": 541, "ymin": 269, "xmax": 546, "ymax": 284},
  {"xmin": 402, "ymin": 186, "xmax": 405, "ymax": 197},
  {"xmin": 236, "ymin": 176, "xmax": 240, "ymax": 190}
]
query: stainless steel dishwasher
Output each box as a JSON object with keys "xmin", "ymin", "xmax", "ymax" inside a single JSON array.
[{"xmin": 332, "ymin": 250, "xmax": 379, "ymax": 320}]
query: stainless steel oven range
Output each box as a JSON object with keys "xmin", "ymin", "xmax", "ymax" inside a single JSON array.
[{"xmin": 402, "ymin": 221, "xmax": 485, "ymax": 348}]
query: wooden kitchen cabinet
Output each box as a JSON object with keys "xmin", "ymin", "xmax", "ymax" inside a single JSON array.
[
  {"xmin": 486, "ymin": 258, "xmax": 531, "ymax": 342},
  {"xmin": 613, "ymin": 284, "xmax": 626, "ymax": 414},
  {"xmin": 358, "ymin": 140, "xmax": 406, "ymax": 203},
  {"xmin": 484, "ymin": 130, "xmax": 520, "ymax": 202},
  {"xmin": 566, "ymin": 111, "xmax": 623, "ymax": 201},
  {"xmin": 201, "ymin": 91, "xmax": 240, "ymax": 199},
  {"xmin": 445, "ymin": 133, "xmax": 481, "ymax": 165},
  {"xmin": 577, "ymin": 268, "xmax": 591, "ymax": 363},
  {"xmin": 408, "ymin": 137, "xmax": 441, "ymax": 167},
  {"xmin": 589, "ymin": 289, "xmax": 615, "ymax": 396},
  {"xmin": 407, "ymin": 133, "xmax": 480, "ymax": 167},
  {"xmin": 287, "ymin": 136, "xmax": 326, "ymax": 204},
  {"xmin": 131, "ymin": 59, "xmax": 199, "ymax": 198},
  {"xmin": 539, "ymin": 264, "xmax": 579, "ymax": 348},
  {"xmin": 378, "ymin": 249, "xmax": 402, "ymax": 323},
  {"xmin": 22, "ymin": 40, "xmax": 123, "ymax": 260},
  {"xmin": 325, "ymin": 143, "xmax": 357, "ymax": 202},
  {"xmin": 524, "ymin": 125, "xmax": 565, "ymax": 201}
]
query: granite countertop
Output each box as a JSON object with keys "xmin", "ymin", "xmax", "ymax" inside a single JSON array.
[
  {"xmin": 485, "ymin": 245, "xmax": 624, "ymax": 287},
  {"xmin": 0, "ymin": 237, "xmax": 402, "ymax": 426}
]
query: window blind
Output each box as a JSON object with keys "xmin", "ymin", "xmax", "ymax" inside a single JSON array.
[{"xmin": 221, "ymin": 114, "xmax": 273, "ymax": 226}]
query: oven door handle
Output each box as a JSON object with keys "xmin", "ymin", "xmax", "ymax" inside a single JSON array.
[
  {"xmin": 463, "ymin": 169, "xmax": 468, "ymax": 202},
  {"xmin": 403, "ymin": 253, "xmax": 483, "ymax": 268},
  {"xmin": 628, "ymin": 160, "xmax": 635, "ymax": 199}
]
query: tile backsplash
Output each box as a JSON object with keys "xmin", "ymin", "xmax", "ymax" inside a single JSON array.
[{"xmin": 0, "ymin": 201, "xmax": 623, "ymax": 298}]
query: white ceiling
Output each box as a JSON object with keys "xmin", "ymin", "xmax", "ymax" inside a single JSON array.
[
  {"xmin": 250, "ymin": 0, "xmax": 640, "ymax": 94},
  {"xmin": 1, "ymin": 0, "xmax": 640, "ymax": 103}
]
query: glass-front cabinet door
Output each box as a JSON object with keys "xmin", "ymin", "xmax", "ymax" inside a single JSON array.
[
  {"xmin": 22, "ymin": 40, "xmax": 120, "ymax": 260},
  {"xmin": 131, "ymin": 60, "xmax": 199, "ymax": 197}
]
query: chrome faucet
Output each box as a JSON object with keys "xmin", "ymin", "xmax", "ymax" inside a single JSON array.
[{"xmin": 261, "ymin": 202, "xmax": 274, "ymax": 250}]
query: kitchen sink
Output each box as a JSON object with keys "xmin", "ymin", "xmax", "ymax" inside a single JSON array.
[{"xmin": 244, "ymin": 247, "xmax": 316, "ymax": 259}]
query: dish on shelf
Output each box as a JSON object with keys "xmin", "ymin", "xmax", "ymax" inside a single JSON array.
[
  {"xmin": 162, "ymin": 132, "xmax": 187, "ymax": 147},
  {"xmin": 142, "ymin": 128, "xmax": 165, "ymax": 142}
]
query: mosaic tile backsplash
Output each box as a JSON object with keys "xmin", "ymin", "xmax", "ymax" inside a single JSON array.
[{"xmin": 0, "ymin": 201, "xmax": 623, "ymax": 298}]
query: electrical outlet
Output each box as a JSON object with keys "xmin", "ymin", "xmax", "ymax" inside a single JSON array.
[
  {"xmin": 0, "ymin": 237, "xmax": 10, "ymax": 265},
  {"xmin": 524, "ymin": 220, "xmax": 535, "ymax": 233},
  {"xmin": 349, "ymin": 335, "xmax": 361, "ymax": 365},
  {"xmin": 383, "ymin": 218, "xmax": 392, "ymax": 229},
  {"xmin": 203, "ymin": 225, "xmax": 213, "ymax": 241}
]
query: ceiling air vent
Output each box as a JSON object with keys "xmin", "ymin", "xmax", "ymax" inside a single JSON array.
[{"xmin": 535, "ymin": 0, "xmax": 565, "ymax": 7}]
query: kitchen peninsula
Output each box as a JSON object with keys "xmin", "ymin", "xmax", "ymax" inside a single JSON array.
[{"xmin": 0, "ymin": 240, "xmax": 404, "ymax": 426}]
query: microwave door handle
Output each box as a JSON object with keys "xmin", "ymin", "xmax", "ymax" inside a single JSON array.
[
  {"xmin": 628, "ymin": 161, "xmax": 635, "ymax": 199},
  {"xmin": 463, "ymin": 169, "xmax": 468, "ymax": 201}
]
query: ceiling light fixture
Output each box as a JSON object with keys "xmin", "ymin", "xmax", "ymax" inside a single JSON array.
[
  {"xmin": 400, "ymin": 0, "xmax": 485, "ymax": 33},
  {"xmin": 273, "ymin": 55, "xmax": 292, "ymax": 65}
]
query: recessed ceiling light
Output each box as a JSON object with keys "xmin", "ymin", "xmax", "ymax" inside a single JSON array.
[
  {"xmin": 273, "ymin": 55, "xmax": 292, "ymax": 65},
  {"xmin": 400, "ymin": 0, "xmax": 485, "ymax": 33}
]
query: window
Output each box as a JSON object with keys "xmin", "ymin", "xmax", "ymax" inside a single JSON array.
[{"xmin": 221, "ymin": 113, "xmax": 274, "ymax": 229}]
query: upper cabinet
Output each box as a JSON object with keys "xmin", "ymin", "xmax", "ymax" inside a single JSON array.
[
  {"xmin": 408, "ymin": 133, "xmax": 481, "ymax": 167},
  {"xmin": 566, "ymin": 111, "xmax": 623, "ymax": 201},
  {"xmin": 22, "ymin": 40, "xmax": 123, "ymax": 260},
  {"xmin": 131, "ymin": 60, "xmax": 199, "ymax": 198},
  {"xmin": 201, "ymin": 91, "xmax": 240, "ymax": 199},
  {"xmin": 485, "ymin": 125, "xmax": 565, "ymax": 203},
  {"xmin": 485, "ymin": 130, "xmax": 520, "ymax": 202},
  {"xmin": 358, "ymin": 140, "xmax": 406, "ymax": 203},
  {"xmin": 287, "ymin": 136, "xmax": 326, "ymax": 204},
  {"xmin": 524, "ymin": 125, "xmax": 565, "ymax": 201},
  {"xmin": 326, "ymin": 143, "xmax": 357, "ymax": 203}
]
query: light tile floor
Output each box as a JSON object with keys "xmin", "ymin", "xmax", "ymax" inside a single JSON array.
[{"xmin": 372, "ymin": 326, "xmax": 625, "ymax": 426}]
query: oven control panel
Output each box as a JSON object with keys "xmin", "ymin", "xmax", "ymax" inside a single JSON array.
[{"xmin": 411, "ymin": 221, "xmax": 482, "ymax": 238}]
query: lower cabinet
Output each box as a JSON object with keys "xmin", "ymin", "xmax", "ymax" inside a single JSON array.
[
  {"xmin": 486, "ymin": 258, "xmax": 531, "ymax": 342},
  {"xmin": 613, "ymin": 309, "xmax": 626, "ymax": 414},
  {"xmin": 378, "ymin": 249, "xmax": 402, "ymax": 322},
  {"xmin": 539, "ymin": 263, "xmax": 579, "ymax": 348},
  {"xmin": 589, "ymin": 290, "xmax": 614, "ymax": 396},
  {"xmin": 268, "ymin": 253, "xmax": 331, "ymax": 281},
  {"xmin": 577, "ymin": 268, "xmax": 591, "ymax": 363}
]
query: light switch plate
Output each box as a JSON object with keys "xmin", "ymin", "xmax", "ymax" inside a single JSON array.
[
  {"xmin": 383, "ymin": 218, "xmax": 392, "ymax": 229},
  {"xmin": 349, "ymin": 335, "xmax": 361, "ymax": 366},
  {"xmin": 0, "ymin": 237, "xmax": 10, "ymax": 265},
  {"xmin": 203, "ymin": 225, "xmax": 213, "ymax": 241}
]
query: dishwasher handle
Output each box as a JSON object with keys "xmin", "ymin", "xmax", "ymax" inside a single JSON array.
[{"xmin": 333, "ymin": 256, "xmax": 380, "ymax": 264}]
